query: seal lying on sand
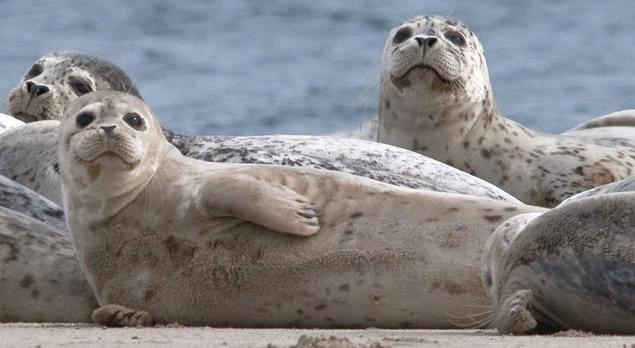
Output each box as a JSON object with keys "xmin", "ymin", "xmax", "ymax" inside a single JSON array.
[
  {"xmin": 0, "ymin": 174, "xmax": 97, "ymax": 322},
  {"xmin": 376, "ymin": 15, "xmax": 635, "ymax": 206},
  {"xmin": 2, "ymin": 52, "xmax": 518, "ymax": 205},
  {"xmin": 0, "ymin": 204, "xmax": 95, "ymax": 322},
  {"xmin": 482, "ymin": 193, "xmax": 635, "ymax": 334},
  {"xmin": 60, "ymin": 91, "xmax": 543, "ymax": 328}
]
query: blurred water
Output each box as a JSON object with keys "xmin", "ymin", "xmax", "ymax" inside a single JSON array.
[{"xmin": 0, "ymin": 1, "xmax": 633, "ymax": 135}]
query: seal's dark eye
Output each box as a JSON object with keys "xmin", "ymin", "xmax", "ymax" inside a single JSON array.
[
  {"xmin": 123, "ymin": 112, "xmax": 146, "ymax": 130},
  {"xmin": 393, "ymin": 27, "xmax": 413, "ymax": 44},
  {"xmin": 68, "ymin": 77, "xmax": 93, "ymax": 96},
  {"xmin": 76, "ymin": 112, "xmax": 95, "ymax": 128},
  {"xmin": 444, "ymin": 31, "xmax": 466, "ymax": 47},
  {"xmin": 26, "ymin": 64, "xmax": 43, "ymax": 78}
]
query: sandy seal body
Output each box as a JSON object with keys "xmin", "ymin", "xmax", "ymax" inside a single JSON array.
[
  {"xmin": 483, "ymin": 193, "xmax": 635, "ymax": 334},
  {"xmin": 377, "ymin": 15, "xmax": 635, "ymax": 207},
  {"xmin": 60, "ymin": 91, "xmax": 542, "ymax": 328}
]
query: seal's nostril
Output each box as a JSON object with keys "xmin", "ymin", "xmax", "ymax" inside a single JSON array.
[
  {"xmin": 415, "ymin": 37, "xmax": 438, "ymax": 48},
  {"xmin": 34, "ymin": 85, "xmax": 49, "ymax": 96},
  {"xmin": 101, "ymin": 125, "xmax": 116, "ymax": 135},
  {"xmin": 26, "ymin": 82, "xmax": 49, "ymax": 96}
]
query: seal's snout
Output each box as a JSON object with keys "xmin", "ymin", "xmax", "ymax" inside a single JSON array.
[
  {"xmin": 415, "ymin": 36, "xmax": 438, "ymax": 49},
  {"xmin": 25, "ymin": 81, "xmax": 50, "ymax": 97},
  {"xmin": 99, "ymin": 125, "xmax": 117, "ymax": 136}
]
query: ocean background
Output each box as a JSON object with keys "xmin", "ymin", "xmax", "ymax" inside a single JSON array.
[{"xmin": 0, "ymin": 1, "xmax": 633, "ymax": 136}]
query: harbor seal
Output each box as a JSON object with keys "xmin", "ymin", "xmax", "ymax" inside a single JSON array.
[
  {"xmin": 566, "ymin": 110, "xmax": 635, "ymax": 131},
  {"xmin": 7, "ymin": 51, "xmax": 141, "ymax": 122},
  {"xmin": 559, "ymin": 175, "xmax": 635, "ymax": 205},
  {"xmin": 0, "ymin": 205, "xmax": 96, "ymax": 322},
  {"xmin": 2, "ymin": 53, "xmax": 517, "ymax": 205},
  {"xmin": 0, "ymin": 174, "xmax": 65, "ymax": 231},
  {"xmin": 60, "ymin": 91, "xmax": 543, "ymax": 328},
  {"xmin": 377, "ymin": 15, "xmax": 635, "ymax": 206},
  {"xmin": 482, "ymin": 193, "xmax": 635, "ymax": 334}
]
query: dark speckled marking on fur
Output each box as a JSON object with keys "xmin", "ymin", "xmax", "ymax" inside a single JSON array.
[{"xmin": 162, "ymin": 130, "xmax": 519, "ymax": 202}]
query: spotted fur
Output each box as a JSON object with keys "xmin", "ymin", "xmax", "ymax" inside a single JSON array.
[
  {"xmin": 7, "ymin": 51, "xmax": 140, "ymax": 122},
  {"xmin": 377, "ymin": 16, "xmax": 635, "ymax": 207}
]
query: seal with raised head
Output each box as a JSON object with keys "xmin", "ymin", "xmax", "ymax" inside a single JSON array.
[
  {"xmin": 59, "ymin": 91, "xmax": 543, "ymax": 328},
  {"xmin": 482, "ymin": 193, "xmax": 635, "ymax": 334},
  {"xmin": 7, "ymin": 51, "xmax": 141, "ymax": 122},
  {"xmin": 377, "ymin": 15, "xmax": 635, "ymax": 206},
  {"xmin": 2, "ymin": 52, "xmax": 518, "ymax": 205}
]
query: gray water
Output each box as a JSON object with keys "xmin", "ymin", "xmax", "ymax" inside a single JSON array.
[{"xmin": 0, "ymin": 1, "xmax": 634, "ymax": 135}]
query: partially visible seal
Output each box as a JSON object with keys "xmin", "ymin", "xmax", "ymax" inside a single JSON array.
[
  {"xmin": 60, "ymin": 91, "xmax": 542, "ymax": 328},
  {"xmin": 483, "ymin": 193, "xmax": 635, "ymax": 334},
  {"xmin": 0, "ymin": 205, "xmax": 96, "ymax": 322},
  {"xmin": 559, "ymin": 175, "xmax": 635, "ymax": 205},
  {"xmin": 0, "ymin": 174, "xmax": 65, "ymax": 231},
  {"xmin": 0, "ymin": 121, "xmax": 62, "ymax": 204},
  {"xmin": 0, "ymin": 113, "xmax": 24, "ymax": 133},
  {"xmin": 377, "ymin": 15, "xmax": 635, "ymax": 206},
  {"xmin": 7, "ymin": 51, "xmax": 141, "ymax": 122}
]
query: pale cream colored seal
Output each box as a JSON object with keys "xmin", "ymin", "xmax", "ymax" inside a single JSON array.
[
  {"xmin": 377, "ymin": 15, "xmax": 635, "ymax": 207},
  {"xmin": 60, "ymin": 91, "xmax": 543, "ymax": 328}
]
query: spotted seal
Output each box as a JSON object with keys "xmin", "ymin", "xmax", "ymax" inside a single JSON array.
[
  {"xmin": 0, "ymin": 174, "xmax": 65, "ymax": 231},
  {"xmin": 377, "ymin": 15, "xmax": 635, "ymax": 206},
  {"xmin": 2, "ymin": 53, "xmax": 518, "ymax": 205},
  {"xmin": 7, "ymin": 51, "xmax": 141, "ymax": 122},
  {"xmin": 564, "ymin": 110, "xmax": 635, "ymax": 139},
  {"xmin": 482, "ymin": 193, "xmax": 635, "ymax": 334},
  {"xmin": 60, "ymin": 91, "xmax": 543, "ymax": 328},
  {"xmin": 0, "ymin": 204, "xmax": 96, "ymax": 322},
  {"xmin": 559, "ymin": 175, "xmax": 635, "ymax": 205}
]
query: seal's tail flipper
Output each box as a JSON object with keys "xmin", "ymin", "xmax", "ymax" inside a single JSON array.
[{"xmin": 495, "ymin": 289, "xmax": 537, "ymax": 335}]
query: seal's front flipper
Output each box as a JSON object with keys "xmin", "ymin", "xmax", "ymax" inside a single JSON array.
[
  {"xmin": 200, "ymin": 174, "xmax": 320, "ymax": 237},
  {"xmin": 495, "ymin": 289, "xmax": 537, "ymax": 335},
  {"xmin": 92, "ymin": 304, "xmax": 154, "ymax": 327}
]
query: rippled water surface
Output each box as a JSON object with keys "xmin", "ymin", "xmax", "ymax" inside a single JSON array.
[{"xmin": 1, "ymin": 1, "xmax": 634, "ymax": 135}]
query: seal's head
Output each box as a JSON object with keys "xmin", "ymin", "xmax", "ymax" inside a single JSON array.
[
  {"xmin": 8, "ymin": 52, "xmax": 141, "ymax": 122},
  {"xmin": 59, "ymin": 91, "xmax": 163, "ymax": 200},
  {"xmin": 381, "ymin": 16, "xmax": 491, "ymax": 106}
]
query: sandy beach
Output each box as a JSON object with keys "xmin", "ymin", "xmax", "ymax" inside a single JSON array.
[{"xmin": 2, "ymin": 324, "xmax": 634, "ymax": 348}]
